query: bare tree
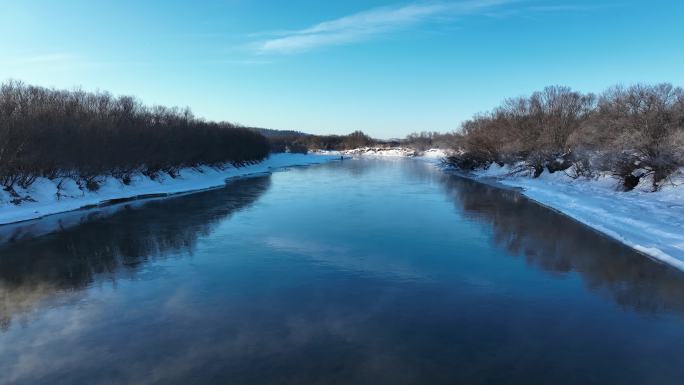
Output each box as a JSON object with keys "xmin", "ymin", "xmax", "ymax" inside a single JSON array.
[
  {"xmin": 446, "ymin": 83, "xmax": 683, "ymax": 190},
  {"xmin": 0, "ymin": 80, "xmax": 270, "ymax": 194}
]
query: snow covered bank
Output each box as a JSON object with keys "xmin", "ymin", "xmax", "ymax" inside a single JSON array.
[
  {"xmin": 328, "ymin": 147, "xmax": 450, "ymax": 158},
  {"xmin": 469, "ymin": 164, "xmax": 684, "ymax": 270},
  {"xmin": 0, "ymin": 153, "xmax": 339, "ymax": 225},
  {"xmin": 342, "ymin": 147, "xmax": 417, "ymax": 157}
]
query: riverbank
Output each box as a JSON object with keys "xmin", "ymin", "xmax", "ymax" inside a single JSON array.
[
  {"xmin": 466, "ymin": 164, "xmax": 684, "ymax": 270},
  {"xmin": 0, "ymin": 153, "xmax": 339, "ymax": 225},
  {"xmin": 319, "ymin": 147, "xmax": 450, "ymax": 159}
]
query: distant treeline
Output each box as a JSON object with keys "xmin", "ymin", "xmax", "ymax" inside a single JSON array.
[
  {"xmin": 263, "ymin": 129, "xmax": 459, "ymax": 153},
  {"xmin": 400, "ymin": 131, "xmax": 460, "ymax": 150},
  {"xmin": 265, "ymin": 130, "xmax": 379, "ymax": 152},
  {"xmin": 448, "ymin": 84, "xmax": 684, "ymax": 191},
  {"xmin": 0, "ymin": 81, "xmax": 269, "ymax": 192}
]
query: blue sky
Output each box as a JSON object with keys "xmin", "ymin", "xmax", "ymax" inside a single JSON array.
[{"xmin": 1, "ymin": 0, "xmax": 683, "ymax": 138}]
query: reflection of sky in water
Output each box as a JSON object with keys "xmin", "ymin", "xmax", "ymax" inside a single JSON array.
[{"xmin": 2, "ymin": 160, "xmax": 684, "ymax": 385}]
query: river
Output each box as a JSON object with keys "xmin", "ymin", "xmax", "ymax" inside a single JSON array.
[{"xmin": 1, "ymin": 158, "xmax": 684, "ymax": 384}]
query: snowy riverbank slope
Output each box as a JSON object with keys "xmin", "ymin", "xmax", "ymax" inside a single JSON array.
[
  {"xmin": 0, "ymin": 153, "xmax": 339, "ymax": 225},
  {"xmin": 323, "ymin": 147, "xmax": 450, "ymax": 158},
  {"xmin": 469, "ymin": 164, "xmax": 684, "ymax": 270}
]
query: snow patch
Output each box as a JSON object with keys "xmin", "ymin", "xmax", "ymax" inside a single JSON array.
[
  {"xmin": 0, "ymin": 153, "xmax": 338, "ymax": 225},
  {"xmin": 327, "ymin": 147, "xmax": 451, "ymax": 160},
  {"xmin": 342, "ymin": 147, "xmax": 418, "ymax": 157}
]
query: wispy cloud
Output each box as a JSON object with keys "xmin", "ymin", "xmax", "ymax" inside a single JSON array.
[
  {"xmin": 2, "ymin": 53, "xmax": 157, "ymax": 72},
  {"xmin": 481, "ymin": 2, "xmax": 608, "ymax": 20},
  {"xmin": 6, "ymin": 53, "xmax": 78, "ymax": 65},
  {"xmin": 528, "ymin": 4, "xmax": 610, "ymax": 12},
  {"xmin": 251, "ymin": 0, "xmax": 514, "ymax": 55}
]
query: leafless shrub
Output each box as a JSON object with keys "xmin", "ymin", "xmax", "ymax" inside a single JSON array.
[
  {"xmin": 564, "ymin": 157, "xmax": 596, "ymax": 179},
  {"xmin": 445, "ymin": 153, "xmax": 492, "ymax": 171},
  {"xmin": 592, "ymin": 84, "xmax": 684, "ymax": 190},
  {"xmin": 402, "ymin": 131, "xmax": 462, "ymax": 151}
]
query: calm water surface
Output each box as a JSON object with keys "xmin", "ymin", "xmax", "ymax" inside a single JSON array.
[{"xmin": 2, "ymin": 159, "xmax": 684, "ymax": 385}]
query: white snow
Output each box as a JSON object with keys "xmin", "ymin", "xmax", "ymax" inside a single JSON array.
[
  {"xmin": 325, "ymin": 147, "xmax": 450, "ymax": 158},
  {"xmin": 420, "ymin": 148, "xmax": 450, "ymax": 159},
  {"xmin": 469, "ymin": 163, "xmax": 684, "ymax": 271},
  {"xmin": 342, "ymin": 147, "xmax": 417, "ymax": 157},
  {"xmin": 0, "ymin": 153, "xmax": 339, "ymax": 225}
]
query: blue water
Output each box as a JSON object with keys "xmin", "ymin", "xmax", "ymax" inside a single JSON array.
[{"xmin": 1, "ymin": 158, "xmax": 684, "ymax": 385}]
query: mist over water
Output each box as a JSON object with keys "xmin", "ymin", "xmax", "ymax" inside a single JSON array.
[{"xmin": 1, "ymin": 159, "xmax": 684, "ymax": 385}]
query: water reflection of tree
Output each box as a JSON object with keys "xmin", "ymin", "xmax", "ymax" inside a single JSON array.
[
  {"xmin": 436, "ymin": 171, "xmax": 684, "ymax": 315},
  {"xmin": 0, "ymin": 176, "xmax": 271, "ymax": 329}
]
